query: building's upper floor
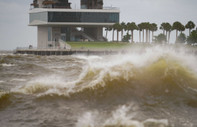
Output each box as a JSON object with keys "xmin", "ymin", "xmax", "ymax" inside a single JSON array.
[
  {"xmin": 31, "ymin": 0, "xmax": 103, "ymax": 9},
  {"xmin": 29, "ymin": 8, "xmax": 119, "ymax": 26},
  {"xmin": 29, "ymin": 0, "xmax": 119, "ymax": 26}
]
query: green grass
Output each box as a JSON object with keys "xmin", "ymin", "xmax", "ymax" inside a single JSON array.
[
  {"xmin": 67, "ymin": 41, "xmax": 197, "ymax": 51},
  {"xmin": 67, "ymin": 42, "xmax": 131, "ymax": 50}
]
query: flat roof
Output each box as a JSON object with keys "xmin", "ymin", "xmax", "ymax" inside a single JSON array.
[{"xmin": 29, "ymin": 8, "xmax": 120, "ymax": 13}]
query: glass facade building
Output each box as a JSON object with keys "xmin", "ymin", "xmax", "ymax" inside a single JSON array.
[
  {"xmin": 48, "ymin": 12, "xmax": 119, "ymax": 23},
  {"xmin": 30, "ymin": 12, "xmax": 48, "ymax": 23},
  {"xmin": 29, "ymin": 0, "xmax": 120, "ymax": 48},
  {"xmin": 30, "ymin": 11, "xmax": 119, "ymax": 24}
]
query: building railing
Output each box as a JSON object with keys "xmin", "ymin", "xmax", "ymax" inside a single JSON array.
[
  {"xmin": 30, "ymin": 6, "xmax": 119, "ymax": 10},
  {"xmin": 16, "ymin": 40, "xmax": 71, "ymax": 51},
  {"xmin": 103, "ymin": 6, "xmax": 119, "ymax": 10}
]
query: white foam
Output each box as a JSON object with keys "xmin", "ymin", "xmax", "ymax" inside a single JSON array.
[
  {"xmin": 12, "ymin": 75, "xmax": 71, "ymax": 96},
  {"xmin": 143, "ymin": 119, "xmax": 169, "ymax": 127},
  {"xmin": 74, "ymin": 55, "xmax": 103, "ymax": 60},
  {"xmin": 11, "ymin": 79, "xmax": 27, "ymax": 82},
  {"xmin": 0, "ymin": 53, "xmax": 14, "ymax": 56},
  {"xmin": 76, "ymin": 105, "xmax": 169, "ymax": 127},
  {"xmin": 2, "ymin": 63, "xmax": 15, "ymax": 67},
  {"xmin": 0, "ymin": 80, "xmax": 5, "ymax": 83}
]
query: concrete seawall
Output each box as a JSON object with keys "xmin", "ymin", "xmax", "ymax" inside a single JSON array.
[
  {"xmin": 15, "ymin": 46, "xmax": 197, "ymax": 56},
  {"xmin": 15, "ymin": 49, "xmax": 122, "ymax": 56}
]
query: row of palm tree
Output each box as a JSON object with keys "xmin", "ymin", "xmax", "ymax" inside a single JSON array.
[{"xmin": 105, "ymin": 21, "xmax": 196, "ymax": 43}]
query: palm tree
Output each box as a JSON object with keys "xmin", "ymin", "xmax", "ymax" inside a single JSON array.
[
  {"xmin": 113, "ymin": 23, "xmax": 121, "ymax": 42},
  {"xmin": 148, "ymin": 23, "xmax": 152, "ymax": 43},
  {"xmin": 112, "ymin": 24, "xmax": 115, "ymax": 42},
  {"xmin": 120, "ymin": 22, "xmax": 126, "ymax": 40},
  {"xmin": 144, "ymin": 22, "xmax": 150, "ymax": 43},
  {"xmin": 165, "ymin": 23, "xmax": 172, "ymax": 43},
  {"xmin": 127, "ymin": 22, "xmax": 138, "ymax": 43},
  {"xmin": 185, "ymin": 21, "xmax": 195, "ymax": 35},
  {"xmin": 116, "ymin": 24, "xmax": 122, "ymax": 42},
  {"xmin": 172, "ymin": 21, "xmax": 183, "ymax": 41},
  {"xmin": 138, "ymin": 23, "xmax": 143, "ymax": 43},
  {"xmin": 180, "ymin": 24, "xmax": 185, "ymax": 34},
  {"xmin": 140, "ymin": 22, "xmax": 147, "ymax": 43},
  {"xmin": 150, "ymin": 23, "xmax": 158, "ymax": 43},
  {"xmin": 105, "ymin": 27, "xmax": 112, "ymax": 40},
  {"xmin": 160, "ymin": 22, "xmax": 166, "ymax": 35}
]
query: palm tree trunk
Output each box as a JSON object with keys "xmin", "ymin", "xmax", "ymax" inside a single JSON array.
[
  {"xmin": 166, "ymin": 31, "xmax": 168, "ymax": 44},
  {"xmin": 146, "ymin": 30, "xmax": 148, "ymax": 43},
  {"xmin": 168, "ymin": 31, "xmax": 171, "ymax": 44},
  {"xmin": 131, "ymin": 30, "xmax": 134, "ymax": 43},
  {"xmin": 117, "ymin": 30, "xmax": 119, "ymax": 42},
  {"xmin": 152, "ymin": 31, "xmax": 154, "ymax": 43},
  {"xmin": 166, "ymin": 31, "xmax": 168, "ymax": 42},
  {"xmin": 149, "ymin": 30, "xmax": 151, "ymax": 43},
  {"xmin": 127, "ymin": 30, "xmax": 130, "ymax": 42},
  {"xmin": 143, "ymin": 30, "xmax": 144, "ymax": 43},
  {"xmin": 139, "ymin": 31, "xmax": 141, "ymax": 43},
  {"xmin": 112, "ymin": 29, "xmax": 114, "ymax": 42},
  {"xmin": 147, "ymin": 30, "xmax": 149, "ymax": 43},
  {"xmin": 105, "ymin": 30, "xmax": 108, "ymax": 38},
  {"xmin": 121, "ymin": 30, "xmax": 123, "ymax": 41},
  {"xmin": 176, "ymin": 30, "xmax": 178, "ymax": 42}
]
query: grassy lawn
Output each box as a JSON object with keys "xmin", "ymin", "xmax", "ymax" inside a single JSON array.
[
  {"xmin": 67, "ymin": 42, "xmax": 197, "ymax": 51},
  {"xmin": 67, "ymin": 42, "xmax": 131, "ymax": 50}
]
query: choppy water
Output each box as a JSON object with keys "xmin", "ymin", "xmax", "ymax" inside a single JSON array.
[{"xmin": 0, "ymin": 46, "xmax": 197, "ymax": 127}]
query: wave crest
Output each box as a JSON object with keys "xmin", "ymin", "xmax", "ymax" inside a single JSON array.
[
  {"xmin": 0, "ymin": 91, "xmax": 11, "ymax": 109},
  {"xmin": 76, "ymin": 105, "xmax": 169, "ymax": 127},
  {"xmin": 12, "ymin": 47, "xmax": 197, "ymax": 102}
]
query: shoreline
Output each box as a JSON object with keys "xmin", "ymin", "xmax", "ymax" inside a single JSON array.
[{"xmin": 14, "ymin": 47, "xmax": 197, "ymax": 56}]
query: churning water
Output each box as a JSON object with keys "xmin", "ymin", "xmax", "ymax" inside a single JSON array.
[{"xmin": 0, "ymin": 46, "xmax": 197, "ymax": 127}]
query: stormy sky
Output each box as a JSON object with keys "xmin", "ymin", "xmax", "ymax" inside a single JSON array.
[{"xmin": 0, "ymin": 0, "xmax": 197, "ymax": 50}]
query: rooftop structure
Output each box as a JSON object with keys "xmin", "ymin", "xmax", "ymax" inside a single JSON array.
[
  {"xmin": 29, "ymin": 0, "xmax": 119, "ymax": 49},
  {"xmin": 81, "ymin": 0, "xmax": 103, "ymax": 9}
]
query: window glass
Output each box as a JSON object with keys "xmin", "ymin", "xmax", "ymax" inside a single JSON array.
[
  {"xmin": 48, "ymin": 12, "xmax": 119, "ymax": 23},
  {"xmin": 30, "ymin": 12, "xmax": 48, "ymax": 23}
]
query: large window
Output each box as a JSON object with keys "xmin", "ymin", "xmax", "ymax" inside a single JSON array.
[
  {"xmin": 48, "ymin": 12, "xmax": 119, "ymax": 23},
  {"xmin": 29, "ymin": 12, "xmax": 48, "ymax": 23}
]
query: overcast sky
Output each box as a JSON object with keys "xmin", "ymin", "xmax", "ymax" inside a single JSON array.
[{"xmin": 0, "ymin": 0, "xmax": 197, "ymax": 50}]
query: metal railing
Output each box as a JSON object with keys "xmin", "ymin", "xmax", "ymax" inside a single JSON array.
[
  {"xmin": 16, "ymin": 40, "xmax": 71, "ymax": 51},
  {"xmin": 30, "ymin": 6, "xmax": 119, "ymax": 10}
]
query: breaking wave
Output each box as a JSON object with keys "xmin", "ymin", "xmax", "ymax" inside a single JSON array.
[
  {"xmin": 12, "ymin": 46, "xmax": 197, "ymax": 106},
  {"xmin": 0, "ymin": 91, "xmax": 11, "ymax": 109},
  {"xmin": 76, "ymin": 105, "xmax": 169, "ymax": 127}
]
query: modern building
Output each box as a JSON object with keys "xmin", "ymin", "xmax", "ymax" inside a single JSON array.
[{"xmin": 29, "ymin": 0, "xmax": 119, "ymax": 49}]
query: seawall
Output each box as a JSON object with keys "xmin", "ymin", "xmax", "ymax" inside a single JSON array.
[{"xmin": 15, "ymin": 49, "xmax": 123, "ymax": 56}]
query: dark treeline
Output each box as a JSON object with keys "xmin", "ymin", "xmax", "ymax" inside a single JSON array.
[{"xmin": 105, "ymin": 21, "xmax": 197, "ymax": 44}]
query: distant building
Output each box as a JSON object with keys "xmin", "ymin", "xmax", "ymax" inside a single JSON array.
[{"xmin": 29, "ymin": 0, "xmax": 119, "ymax": 49}]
